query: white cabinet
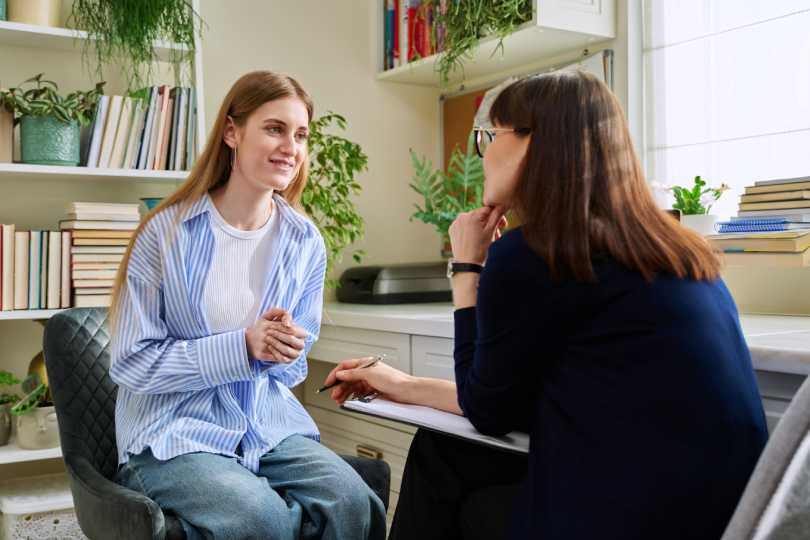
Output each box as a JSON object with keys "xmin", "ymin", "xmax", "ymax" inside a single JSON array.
[
  {"xmin": 411, "ymin": 335, "xmax": 454, "ymax": 381},
  {"xmin": 309, "ymin": 325, "xmax": 411, "ymax": 373},
  {"xmin": 755, "ymin": 370, "xmax": 806, "ymax": 433},
  {"xmin": 377, "ymin": 0, "xmax": 616, "ymax": 88}
]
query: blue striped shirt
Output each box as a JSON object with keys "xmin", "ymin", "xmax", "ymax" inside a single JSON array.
[{"xmin": 110, "ymin": 193, "xmax": 325, "ymax": 473}]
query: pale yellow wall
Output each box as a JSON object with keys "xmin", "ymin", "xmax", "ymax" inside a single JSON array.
[
  {"xmin": 198, "ymin": 0, "xmax": 443, "ymax": 287},
  {"xmin": 0, "ymin": 0, "xmax": 442, "ymax": 387}
]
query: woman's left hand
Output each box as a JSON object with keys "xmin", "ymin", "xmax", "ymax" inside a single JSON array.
[{"xmin": 449, "ymin": 206, "xmax": 508, "ymax": 264}]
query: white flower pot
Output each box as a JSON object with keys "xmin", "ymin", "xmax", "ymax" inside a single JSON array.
[
  {"xmin": 15, "ymin": 405, "xmax": 60, "ymax": 450},
  {"xmin": 681, "ymin": 214, "xmax": 719, "ymax": 236}
]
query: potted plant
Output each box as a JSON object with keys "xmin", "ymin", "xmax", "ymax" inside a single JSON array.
[
  {"xmin": 302, "ymin": 112, "xmax": 368, "ymax": 286},
  {"xmin": 69, "ymin": 0, "xmax": 204, "ymax": 91},
  {"xmin": 0, "ymin": 74, "xmax": 104, "ymax": 166},
  {"xmin": 0, "ymin": 370, "xmax": 21, "ymax": 447},
  {"xmin": 434, "ymin": 0, "xmax": 533, "ymax": 84},
  {"xmin": 10, "ymin": 372, "xmax": 59, "ymax": 450},
  {"xmin": 409, "ymin": 130, "xmax": 484, "ymax": 256},
  {"xmin": 670, "ymin": 175, "xmax": 729, "ymax": 236}
]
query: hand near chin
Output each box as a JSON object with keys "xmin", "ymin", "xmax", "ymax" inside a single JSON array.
[{"xmin": 448, "ymin": 206, "xmax": 508, "ymax": 264}]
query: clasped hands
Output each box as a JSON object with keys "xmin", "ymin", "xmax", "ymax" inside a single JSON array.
[{"xmin": 245, "ymin": 307, "xmax": 307, "ymax": 364}]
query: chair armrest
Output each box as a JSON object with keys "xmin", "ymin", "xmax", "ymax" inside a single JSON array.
[
  {"xmin": 340, "ymin": 454, "xmax": 391, "ymax": 511},
  {"xmin": 65, "ymin": 455, "xmax": 167, "ymax": 540}
]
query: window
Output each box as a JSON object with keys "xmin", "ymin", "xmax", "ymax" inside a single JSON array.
[{"xmin": 643, "ymin": 1, "xmax": 810, "ymax": 217}]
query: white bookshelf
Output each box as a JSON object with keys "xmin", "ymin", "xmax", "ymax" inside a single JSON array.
[
  {"xmin": 0, "ymin": 438, "xmax": 62, "ymax": 465},
  {"xmin": 0, "ymin": 163, "xmax": 187, "ymax": 183},
  {"xmin": 0, "ymin": 309, "xmax": 65, "ymax": 321},
  {"xmin": 0, "ymin": 19, "xmax": 186, "ymax": 61},
  {"xmin": 377, "ymin": 0, "xmax": 616, "ymax": 88},
  {"xmin": 0, "ymin": 0, "xmax": 205, "ymax": 468}
]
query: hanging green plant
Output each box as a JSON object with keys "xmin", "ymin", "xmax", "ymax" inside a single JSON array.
[
  {"xmin": 69, "ymin": 0, "xmax": 204, "ymax": 91},
  {"xmin": 434, "ymin": 0, "xmax": 533, "ymax": 84},
  {"xmin": 303, "ymin": 112, "xmax": 367, "ymax": 286}
]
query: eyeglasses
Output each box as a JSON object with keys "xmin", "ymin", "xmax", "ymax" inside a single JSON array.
[{"xmin": 473, "ymin": 126, "xmax": 531, "ymax": 158}]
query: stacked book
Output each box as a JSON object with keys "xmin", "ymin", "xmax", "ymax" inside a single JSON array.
[
  {"xmin": 709, "ymin": 177, "xmax": 810, "ymax": 268},
  {"xmin": 0, "ymin": 225, "xmax": 71, "ymax": 311},
  {"xmin": 707, "ymin": 230, "xmax": 810, "ymax": 268},
  {"xmin": 59, "ymin": 202, "xmax": 140, "ymax": 308},
  {"xmin": 720, "ymin": 176, "xmax": 810, "ymax": 230},
  {"xmin": 85, "ymin": 86, "xmax": 198, "ymax": 172}
]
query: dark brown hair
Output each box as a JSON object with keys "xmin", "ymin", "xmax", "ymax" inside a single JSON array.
[{"xmin": 489, "ymin": 70, "xmax": 720, "ymax": 282}]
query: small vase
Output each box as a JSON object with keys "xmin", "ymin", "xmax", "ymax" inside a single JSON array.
[
  {"xmin": 0, "ymin": 404, "xmax": 11, "ymax": 446},
  {"xmin": 8, "ymin": 0, "xmax": 61, "ymax": 27},
  {"xmin": 20, "ymin": 115, "xmax": 80, "ymax": 166},
  {"xmin": 681, "ymin": 214, "xmax": 719, "ymax": 236},
  {"xmin": 15, "ymin": 405, "xmax": 60, "ymax": 450}
]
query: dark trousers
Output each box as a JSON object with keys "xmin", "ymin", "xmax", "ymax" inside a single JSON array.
[{"xmin": 389, "ymin": 429, "xmax": 528, "ymax": 540}]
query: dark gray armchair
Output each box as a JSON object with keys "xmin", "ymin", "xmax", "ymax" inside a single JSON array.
[{"xmin": 43, "ymin": 308, "xmax": 390, "ymax": 540}]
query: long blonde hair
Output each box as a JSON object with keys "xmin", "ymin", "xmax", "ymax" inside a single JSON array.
[{"xmin": 109, "ymin": 71, "xmax": 314, "ymax": 325}]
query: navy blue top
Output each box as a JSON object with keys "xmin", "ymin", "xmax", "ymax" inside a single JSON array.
[{"xmin": 454, "ymin": 228, "xmax": 768, "ymax": 540}]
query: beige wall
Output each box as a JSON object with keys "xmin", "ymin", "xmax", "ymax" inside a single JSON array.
[
  {"xmin": 199, "ymin": 0, "xmax": 443, "ymax": 287},
  {"xmin": 0, "ymin": 1, "xmax": 442, "ymax": 386}
]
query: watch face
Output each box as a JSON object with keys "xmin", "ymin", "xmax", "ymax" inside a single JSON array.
[{"xmin": 446, "ymin": 259, "xmax": 454, "ymax": 278}]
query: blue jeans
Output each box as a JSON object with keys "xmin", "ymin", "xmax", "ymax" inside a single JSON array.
[{"xmin": 115, "ymin": 434, "xmax": 387, "ymax": 540}]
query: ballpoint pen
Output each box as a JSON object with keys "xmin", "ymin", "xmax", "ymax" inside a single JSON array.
[{"xmin": 316, "ymin": 355, "xmax": 383, "ymax": 393}]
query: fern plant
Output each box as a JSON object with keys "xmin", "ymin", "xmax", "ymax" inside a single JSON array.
[
  {"xmin": 409, "ymin": 130, "xmax": 484, "ymax": 238},
  {"xmin": 302, "ymin": 112, "xmax": 367, "ymax": 285}
]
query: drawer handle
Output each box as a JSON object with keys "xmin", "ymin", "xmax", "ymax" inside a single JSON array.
[{"xmin": 356, "ymin": 444, "xmax": 383, "ymax": 460}]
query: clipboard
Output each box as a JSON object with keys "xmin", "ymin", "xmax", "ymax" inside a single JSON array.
[{"xmin": 342, "ymin": 397, "xmax": 529, "ymax": 454}]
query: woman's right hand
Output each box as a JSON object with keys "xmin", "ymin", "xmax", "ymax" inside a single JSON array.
[
  {"xmin": 245, "ymin": 308, "xmax": 305, "ymax": 363},
  {"xmin": 324, "ymin": 358, "xmax": 416, "ymax": 405}
]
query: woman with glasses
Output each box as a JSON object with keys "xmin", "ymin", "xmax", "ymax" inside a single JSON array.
[{"xmin": 322, "ymin": 70, "xmax": 767, "ymax": 540}]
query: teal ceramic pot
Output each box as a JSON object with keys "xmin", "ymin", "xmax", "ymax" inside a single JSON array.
[
  {"xmin": 140, "ymin": 197, "xmax": 163, "ymax": 211},
  {"xmin": 21, "ymin": 115, "xmax": 81, "ymax": 166},
  {"xmin": 0, "ymin": 1, "xmax": 6, "ymax": 21}
]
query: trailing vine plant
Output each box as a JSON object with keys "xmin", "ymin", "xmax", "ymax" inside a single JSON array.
[
  {"xmin": 434, "ymin": 0, "xmax": 533, "ymax": 84},
  {"xmin": 69, "ymin": 0, "xmax": 204, "ymax": 91}
]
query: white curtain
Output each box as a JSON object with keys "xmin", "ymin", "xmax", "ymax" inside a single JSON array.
[{"xmin": 643, "ymin": 1, "xmax": 810, "ymax": 218}]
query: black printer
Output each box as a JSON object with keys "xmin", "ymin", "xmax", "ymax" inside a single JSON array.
[{"xmin": 337, "ymin": 262, "xmax": 451, "ymax": 304}]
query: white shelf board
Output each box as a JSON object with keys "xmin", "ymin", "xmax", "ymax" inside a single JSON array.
[
  {"xmin": 377, "ymin": 21, "xmax": 611, "ymax": 88},
  {"xmin": 0, "ymin": 20, "xmax": 186, "ymax": 61},
  {"xmin": 0, "ymin": 309, "xmax": 65, "ymax": 321},
  {"xmin": 0, "ymin": 438, "xmax": 62, "ymax": 465},
  {"xmin": 0, "ymin": 163, "xmax": 186, "ymax": 183}
]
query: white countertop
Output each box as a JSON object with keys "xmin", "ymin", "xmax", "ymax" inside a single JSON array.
[{"xmin": 323, "ymin": 302, "xmax": 810, "ymax": 376}]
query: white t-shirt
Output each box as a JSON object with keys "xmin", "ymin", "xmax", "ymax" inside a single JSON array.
[{"xmin": 203, "ymin": 200, "xmax": 279, "ymax": 333}]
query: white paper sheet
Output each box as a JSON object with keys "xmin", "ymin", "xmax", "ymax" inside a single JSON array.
[{"xmin": 343, "ymin": 397, "xmax": 529, "ymax": 454}]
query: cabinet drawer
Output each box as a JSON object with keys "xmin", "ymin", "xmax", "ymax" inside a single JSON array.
[
  {"xmin": 307, "ymin": 405, "xmax": 413, "ymax": 495},
  {"xmin": 310, "ymin": 326, "xmax": 410, "ymax": 373},
  {"xmin": 762, "ymin": 397, "xmax": 789, "ymax": 434},
  {"xmin": 756, "ymin": 370, "xmax": 806, "ymax": 400},
  {"xmin": 304, "ymin": 360, "xmax": 419, "ymax": 434},
  {"xmin": 412, "ymin": 335, "xmax": 454, "ymax": 381}
]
